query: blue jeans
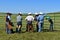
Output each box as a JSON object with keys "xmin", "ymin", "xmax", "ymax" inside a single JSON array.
[
  {"xmin": 38, "ymin": 22, "xmax": 42, "ymax": 32},
  {"xmin": 6, "ymin": 22, "xmax": 11, "ymax": 34},
  {"xmin": 6, "ymin": 27, "xmax": 11, "ymax": 34}
]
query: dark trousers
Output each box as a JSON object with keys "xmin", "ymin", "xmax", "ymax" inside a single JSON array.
[
  {"xmin": 6, "ymin": 22, "xmax": 14, "ymax": 34},
  {"xmin": 16, "ymin": 27, "xmax": 21, "ymax": 33},
  {"xmin": 26, "ymin": 21, "xmax": 33, "ymax": 32},
  {"xmin": 49, "ymin": 23, "xmax": 53, "ymax": 31},
  {"xmin": 36, "ymin": 23, "xmax": 38, "ymax": 32}
]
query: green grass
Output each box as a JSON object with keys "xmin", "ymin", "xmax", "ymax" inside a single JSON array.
[{"xmin": 0, "ymin": 13, "xmax": 60, "ymax": 40}]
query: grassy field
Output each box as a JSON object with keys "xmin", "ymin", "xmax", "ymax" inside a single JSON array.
[{"xmin": 0, "ymin": 13, "xmax": 60, "ymax": 40}]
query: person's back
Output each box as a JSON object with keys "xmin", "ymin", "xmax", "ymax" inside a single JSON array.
[
  {"xmin": 37, "ymin": 12, "xmax": 45, "ymax": 32},
  {"xmin": 34, "ymin": 15, "xmax": 38, "ymax": 21},
  {"xmin": 17, "ymin": 15, "xmax": 22, "ymax": 22},
  {"xmin": 25, "ymin": 15, "xmax": 34, "ymax": 21},
  {"xmin": 25, "ymin": 13, "xmax": 34, "ymax": 32},
  {"xmin": 34, "ymin": 13, "xmax": 39, "ymax": 32},
  {"xmin": 46, "ymin": 16, "xmax": 53, "ymax": 31},
  {"xmin": 48, "ymin": 19, "xmax": 53, "ymax": 24},
  {"xmin": 37, "ymin": 15, "xmax": 44, "ymax": 23},
  {"xmin": 16, "ymin": 13, "xmax": 22, "ymax": 33}
]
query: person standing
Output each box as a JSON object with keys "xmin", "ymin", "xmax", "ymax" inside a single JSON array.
[
  {"xmin": 16, "ymin": 12, "xmax": 22, "ymax": 33},
  {"xmin": 5, "ymin": 12, "xmax": 13, "ymax": 34},
  {"xmin": 37, "ymin": 12, "xmax": 45, "ymax": 32},
  {"xmin": 34, "ymin": 13, "xmax": 39, "ymax": 32},
  {"xmin": 25, "ymin": 12, "xmax": 34, "ymax": 32},
  {"xmin": 46, "ymin": 16, "xmax": 53, "ymax": 31}
]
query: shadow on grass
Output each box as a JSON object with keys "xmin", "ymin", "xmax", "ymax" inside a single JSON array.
[
  {"xmin": 43, "ymin": 29, "xmax": 60, "ymax": 32},
  {"xmin": 12, "ymin": 29, "xmax": 60, "ymax": 34},
  {"xmin": 43, "ymin": 29, "xmax": 49, "ymax": 32},
  {"xmin": 34, "ymin": 29, "xmax": 60, "ymax": 32}
]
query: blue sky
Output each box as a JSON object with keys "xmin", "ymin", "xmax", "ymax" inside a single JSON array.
[{"xmin": 0, "ymin": 0, "xmax": 60, "ymax": 13}]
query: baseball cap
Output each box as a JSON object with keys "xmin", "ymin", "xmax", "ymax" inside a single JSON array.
[
  {"xmin": 28, "ymin": 12, "xmax": 32, "ymax": 15},
  {"xmin": 18, "ymin": 12, "xmax": 22, "ymax": 14},
  {"xmin": 7, "ymin": 12, "xmax": 12, "ymax": 15},
  {"xmin": 46, "ymin": 16, "xmax": 50, "ymax": 19},
  {"xmin": 39, "ymin": 12, "xmax": 44, "ymax": 15},
  {"xmin": 35, "ymin": 13, "xmax": 38, "ymax": 15}
]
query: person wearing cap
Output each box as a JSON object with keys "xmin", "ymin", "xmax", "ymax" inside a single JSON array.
[
  {"xmin": 5, "ymin": 13, "xmax": 13, "ymax": 34},
  {"xmin": 16, "ymin": 12, "xmax": 22, "ymax": 33},
  {"xmin": 25, "ymin": 12, "xmax": 34, "ymax": 32},
  {"xmin": 34, "ymin": 13, "xmax": 39, "ymax": 32},
  {"xmin": 37, "ymin": 12, "xmax": 45, "ymax": 32},
  {"xmin": 46, "ymin": 16, "xmax": 53, "ymax": 31}
]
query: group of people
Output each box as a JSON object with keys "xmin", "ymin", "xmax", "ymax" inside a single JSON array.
[{"xmin": 5, "ymin": 12, "xmax": 53, "ymax": 34}]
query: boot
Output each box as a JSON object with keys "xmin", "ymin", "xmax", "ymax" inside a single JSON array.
[
  {"xmin": 16, "ymin": 28, "xmax": 18, "ymax": 33},
  {"xmin": 10, "ymin": 29, "xmax": 14, "ymax": 33}
]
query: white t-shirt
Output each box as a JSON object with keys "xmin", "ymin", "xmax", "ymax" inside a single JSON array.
[
  {"xmin": 25, "ymin": 15, "xmax": 34, "ymax": 21},
  {"xmin": 17, "ymin": 15, "xmax": 22, "ymax": 22},
  {"xmin": 8, "ymin": 15, "xmax": 11, "ymax": 20}
]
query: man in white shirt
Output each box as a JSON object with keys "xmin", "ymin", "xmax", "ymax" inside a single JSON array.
[
  {"xmin": 25, "ymin": 12, "xmax": 34, "ymax": 32},
  {"xmin": 16, "ymin": 12, "xmax": 22, "ymax": 33}
]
